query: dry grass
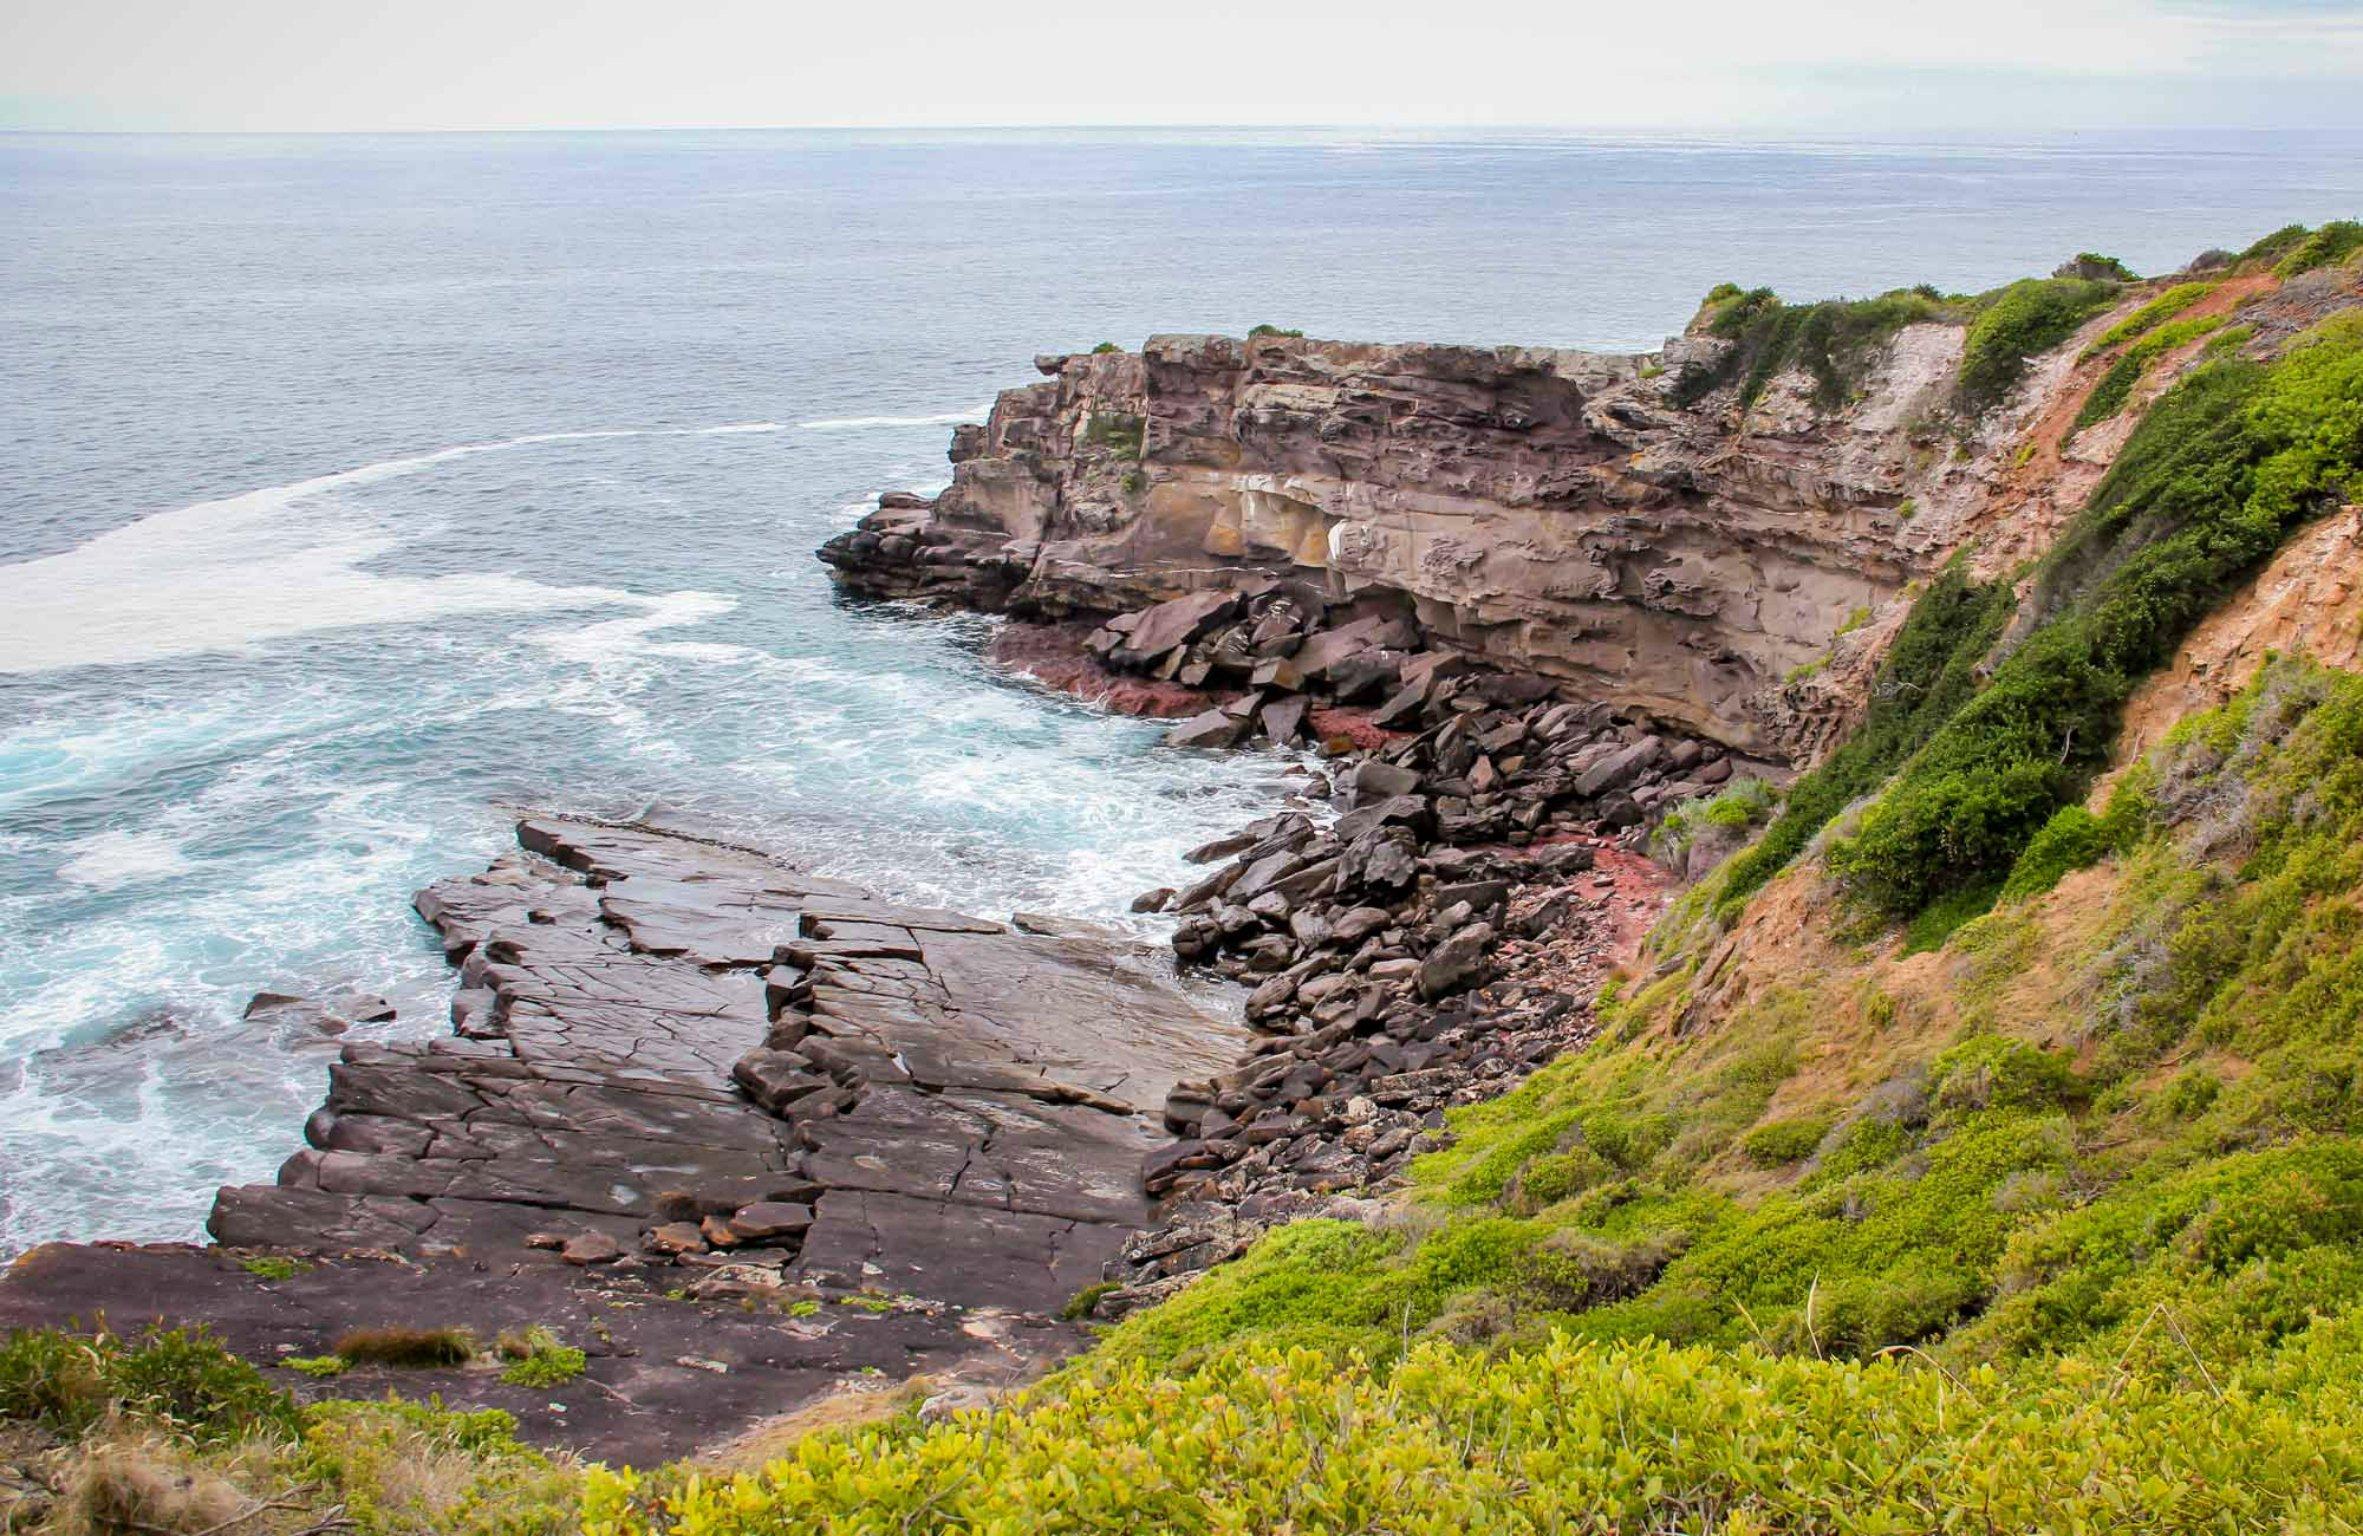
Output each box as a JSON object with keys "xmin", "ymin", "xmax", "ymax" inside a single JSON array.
[
  {"xmin": 695, "ymin": 1378, "xmax": 933, "ymax": 1471},
  {"xmin": 324, "ymin": 1330, "xmax": 472, "ymax": 1370}
]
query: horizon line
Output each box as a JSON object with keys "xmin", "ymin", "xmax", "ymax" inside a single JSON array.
[{"xmin": 4, "ymin": 121, "xmax": 2354, "ymax": 140}]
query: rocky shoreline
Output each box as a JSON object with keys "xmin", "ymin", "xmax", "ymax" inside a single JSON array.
[
  {"xmin": 0, "ymin": 814, "xmax": 1243, "ymax": 1460},
  {"xmin": 834, "ymin": 556, "xmax": 1742, "ymax": 1313},
  {"xmin": 6, "ymin": 348, "xmax": 1773, "ymax": 1461},
  {"xmin": 0, "ymin": 569, "xmax": 1712, "ymax": 1458}
]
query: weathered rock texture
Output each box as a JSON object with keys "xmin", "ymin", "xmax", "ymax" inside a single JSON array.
[
  {"xmin": 2, "ymin": 816, "xmax": 1242, "ymax": 1460},
  {"xmin": 824, "ymin": 327, "xmax": 2026, "ymax": 759},
  {"xmin": 212, "ymin": 816, "xmax": 1240, "ymax": 1310}
]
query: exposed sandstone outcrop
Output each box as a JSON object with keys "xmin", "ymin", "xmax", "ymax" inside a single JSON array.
[
  {"xmin": 823, "ymin": 320, "xmax": 2071, "ymax": 759},
  {"xmin": 0, "ymin": 816, "xmax": 1244, "ymax": 1460},
  {"xmin": 2115, "ymin": 503, "xmax": 2363, "ymax": 767}
]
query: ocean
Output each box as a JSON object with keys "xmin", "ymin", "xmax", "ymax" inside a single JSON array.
[{"xmin": 3, "ymin": 126, "xmax": 2359, "ymax": 1255}]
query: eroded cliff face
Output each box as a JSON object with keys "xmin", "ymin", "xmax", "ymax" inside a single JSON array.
[
  {"xmin": 829, "ymin": 327, "xmax": 2004, "ymax": 758},
  {"xmin": 824, "ymin": 262, "xmax": 2358, "ymax": 762}
]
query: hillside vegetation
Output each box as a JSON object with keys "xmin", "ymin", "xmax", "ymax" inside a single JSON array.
[
  {"xmin": 588, "ymin": 228, "xmax": 2363, "ymax": 1533},
  {"xmin": 9, "ymin": 226, "xmax": 2362, "ymax": 1535}
]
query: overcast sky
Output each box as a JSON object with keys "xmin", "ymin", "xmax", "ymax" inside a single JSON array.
[{"xmin": 4, "ymin": 0, "xmax": 2361, "ymax": 133}]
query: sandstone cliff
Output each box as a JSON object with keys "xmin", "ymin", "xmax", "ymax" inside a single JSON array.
[{"xmin": 825, "ymin": 310, "xmax": 2108, "ymax": 759}]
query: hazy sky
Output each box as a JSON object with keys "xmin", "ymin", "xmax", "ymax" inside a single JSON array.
[{"xmin": 4, "ymin": 0, "xmax": 2361, "ymax": 133}]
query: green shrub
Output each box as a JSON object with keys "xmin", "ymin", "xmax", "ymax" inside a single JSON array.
[
  {"xmin": 1928, "ymin": 1037, "xmax": 2085, "ymax": 1118},
  {"xmin": 1061, "ymin": 1283, "xmax": 1120, "ymax": 1321},
  {"xmin": 2082, "ymin": 281, "xmax": 2217, "ymax": 359},
  {"xmin": 1090, "ymin": 340, "xmax": 1121, "ymax": 354},
  {"xmin": 1713, "ymin": 563, "xmax": 2014, "ymax": 917},
  {"xmin": 1655, "ymin": 778, "xmax": 1778, "ymax": 863},
  {"xmin": 497, "ymin": 1327, "xmax": 586, "ymax": 1388},
  {"xmin": 1955, "ymin": 277, "xmax": 2121, "ymax": 415},
  {"xmin": 1829, "ymin": 314, "xmax": 2363, "ymax": 921},
  {"xmin": 298, "ymin": 1398, "xmax": 578, "ymax": 1536},
  {"xmin": 2058, "ymin": 252, "xmax": 2139, "ymax": 282},
  {"xmin": 2274, "ymin": 220, "xmax": 2363, "ymax": 278},
  {"xmin": 1247, "ymin": 323, "xmax": 1305, "ymax": 338},
  {"xmin": 2242, "ymin": 223, "xmax": 2312, "ymax": 265},
  {"xmin": 1998, "ymin": 775, "xmax": 2152, "ymax": 902},
  {"xmin": 2071, "ymin": 311, "xmax": 2227, "ymax": 433},
  {"xmin": 0, "ymin": 1325, "xmax": 298, "ymax": 1444},
  {"xmin": 284, "ymin": 1354, "xmax": 350, "ymax": 1378},
  {"xmin": 1674, "ymin": 287, "xmax": 1965, "ymax": 411},
  {"xmin": 1741, "ymin": 1114, "xmax": 1832, "ymax": 1167}
]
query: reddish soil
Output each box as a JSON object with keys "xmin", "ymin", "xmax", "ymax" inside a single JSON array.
[
  {"xmin": 986, "ymin": 621, "xmax": 1223, "ymax": 719},
  {"xmin": 1503, "ymin": 833, "xmax": 1675, "ymax": 969},
  {"xmin": 1307, "ymin": 706, "xmax": 1406, "ymax": 752}
]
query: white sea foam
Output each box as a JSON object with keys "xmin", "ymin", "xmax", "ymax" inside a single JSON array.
[
  {"xmin": 797, "ymin": 407, "xmax": 990, "ymax": 430},
  {"xmin": 0, "ymin": 426, "xmax": 782, "ymax": 675},
  {"xmin": 55, "ymin": 830, "xmax": 194, "ymax": 890}
]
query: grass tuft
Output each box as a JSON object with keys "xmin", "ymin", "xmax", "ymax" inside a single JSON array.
[{"xmin": 329, "ymin": 1327, "xmax": 476, "ymax": 1369}]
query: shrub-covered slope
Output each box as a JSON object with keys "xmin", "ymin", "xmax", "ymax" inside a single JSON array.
[
  {"xmin": 595, "ymin": 619, "xmax": 2363, "ymax": 1532},
  {"xmin": 590, "ymin": 232, "xmax": 2362, "ymax": 1534},
  {"xmin": 12, "ymin": 227, "xmax": 2362, "ymax": 1536}
]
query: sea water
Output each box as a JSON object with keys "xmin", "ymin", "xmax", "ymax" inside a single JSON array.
[{"xmin": 5, "ymin": 127, "xmax": 2360, "ymax": 1254}]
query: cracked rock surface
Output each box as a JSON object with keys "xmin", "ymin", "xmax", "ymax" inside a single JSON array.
[{"xmin": 0, "ymin": 815, "xmax": 1242, "ymax": 1459}]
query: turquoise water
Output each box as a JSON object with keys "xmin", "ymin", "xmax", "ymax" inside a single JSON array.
[{"xmin": 4, "ymin": 127, "xmax": 2359, "ymax": 1253}]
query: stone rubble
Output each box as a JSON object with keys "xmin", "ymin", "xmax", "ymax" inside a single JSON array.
[{"xmin": 810, "ymin": 563, "xmax": 1745, "ymax": 1318}]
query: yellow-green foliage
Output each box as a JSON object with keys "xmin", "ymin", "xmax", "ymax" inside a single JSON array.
[
  {"xmin": 296, "ymin": 1399, "xmax": 577, "ymax": 1536},
  {"xmin": 2273, "ymin": 219, "xmax": 2363, "ymax": 278},
  {"xmin": 1, "ymin": 1326, "xmax": 576, "ymax": 1536},
  {"xmin": 1674, "ymin": 285, "xmax": 1969, "ymax": 411},
  {"xmin": 578, "ymin": 659, "xmax": 2363, "ymax": 1530},
  {"xmin": 586, "ymin": 1324, "xmax": 2363, "ymax": 1535},
  {"xmin": 2081, "ymin": 280, "xmax": 2218, "ymax": 359},
  {"xmin": 1827, "ymin": 312, "xmax": 2363, "ymax": 925},
  {"xmin": 1955, "ymin": 276, "xmax": 2121, "ymax": 413},
  {"xmin": 496, "ymin": 1327, "xmax": 585, "ymax": 1389},
  {"xmin": 2071, "ymin": 310, "xmax": 2227, "ymax": 433}
]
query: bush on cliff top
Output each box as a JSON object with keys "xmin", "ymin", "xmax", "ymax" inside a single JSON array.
[
  {"xmin": 1671, "ymin": 269, "xmax": 2124, "ymax": 421},
  {"xmin": 2273, "ymin": 219, "xmax": 2363, "ymax": 278},
  {"xmin": 1953, "ymin": 275, "xmax": 2122, "ymax": 415},
  {"xmin": 1673, "ymin": 285, "xmax": 1965, "ymax": 411}
]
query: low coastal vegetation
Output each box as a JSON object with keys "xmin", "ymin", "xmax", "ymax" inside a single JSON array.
[
  {"xmin": 584, "ymin": 658, "xmax": 2363, "ymax": 1531},
  {"xmin": 10, "ymin": 228, "xmax": 2360, "ymax": 1534},
  {"xmin": 1674, "ymin": 268, "xmax": 2127, "ymax": 418},
  {"xmin": 1672, "ymin": 283, "xmax": 1970, "ymax": 410},
  {"xmin": 1829, "ymin": 310, "xmax": 2363, "ymax": 932},
  {"xmin": 0, "ymin": 1326, "xmax": 576, "ymax": 1536}
]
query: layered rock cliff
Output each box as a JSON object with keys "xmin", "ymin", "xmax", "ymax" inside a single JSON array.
[{"xmin": 823, "ymin": 315, "xmax": 2077, "ymax": 759}]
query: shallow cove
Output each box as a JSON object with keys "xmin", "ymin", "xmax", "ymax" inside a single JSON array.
[{"xmin": 6, "ymin": 127, "xmax": 2363, "ymax": 1255}]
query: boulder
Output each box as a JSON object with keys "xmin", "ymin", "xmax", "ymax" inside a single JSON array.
[
  {"xmin": 1117, "ymin": 591, "xmax": 1241, "ymax": 665},
  {"xmin": 1344, "ymin": 760, "xmax": 1421, "ymax": 802},
  {"xmin": 726, "ymin": 1201, "xmax": 814, "ymax": 1242},
  {"xmin": 1166, "ymin": 708, "xmax": 1245, "ymax": 749},
  {"xmin": 1259, "ymin": 696, "xmax": 1310, "ymax": 745},
  {"xmin": 560, "ymin": 1231, "xmax": 624, "ymax": 1265},
  {"xmin": 1417, "ymin": 922, "xmax": 1496, "ymax": 1001},
  {"xmin": 1574, "ymin": 737, "xmax": 1662, "ymax": 798}
]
